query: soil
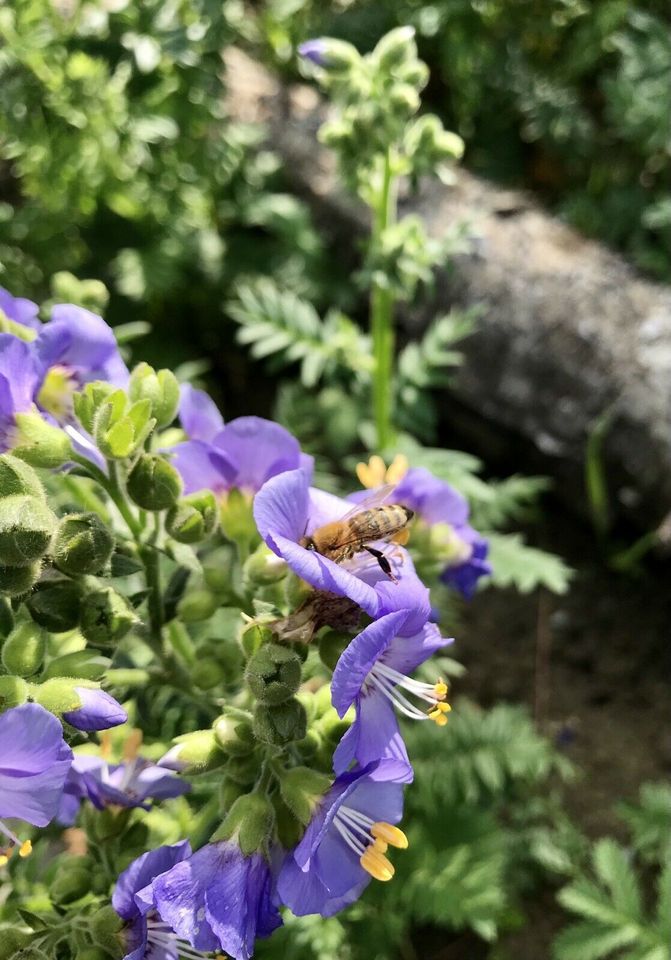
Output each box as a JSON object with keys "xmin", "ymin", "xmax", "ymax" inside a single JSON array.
[{"xmin": 425, "ymin": 503, "xmax": 671, "ymax": 959}]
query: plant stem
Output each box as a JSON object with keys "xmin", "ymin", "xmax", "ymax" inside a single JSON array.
[
  {"xmin": 141, "ymin": 514, "xmax": 164, "ymax": 644},
  {"xmin": 371, "ymin": 148, "xmax": 397, "ymax": 451},
  {"xmin": 106, "ymin": 461, "xmax": 143, "ymax": 538}
]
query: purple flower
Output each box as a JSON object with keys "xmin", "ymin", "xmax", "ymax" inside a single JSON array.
[
  {"xmin": 113, "ymin": 841, "xmax": 197, "ymax": 960},
  {"xmin": 277, "ymin": 759, "xmax": 412, "ymax": 918},
  {"xmin": 62, "ymin": 687, "xmax": 128, "ymax": 731},
  {"xmin": 331, "ymin": 612, "xmax": 452, "ymax": 774},
  {"xmin": 170, "ymin": 385, "xmax": 313, "ymax": 497},
  {"xmin": 151, "ymin": 840, "xmax": 282, "ymax": 960},
  {"xmin": 254, "ymin": 469, "xmax": 431, "ymax": 625},
  {"xmin": 36, "ymin": 303, "xmax": 129, "ymax": 389},
  {"xmin": 58, "ymin": 754, "xmax": 189, "ymax": 823},
  {"xmin": 0, "ymin": 334, "xmax": 43, "ymax": 451},
  {"xmin": 0, "ymin": 703, "xmax": 73, "ymax": 858},
  {"xmin": 298, "ymin": 39, "xmax": 329, "ymax": 66},
  {"xmin": 0, "ymin": 286, "xmax": 40, "ymax": 331}
]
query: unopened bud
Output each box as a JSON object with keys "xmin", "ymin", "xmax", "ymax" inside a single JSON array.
[
  {"xmin": 0, "ymin": 453, "xmax": 46, "ymax": 500},
  {"xmin": 278, "ymin": 766, "xmax": 332, "ymax": 826},
  {"xmin": 0, "ymin": 675, "xmax": 29, "ymax": 710},
  {"xmin": 80, "ymin": 586, "xmax": 138, "ymax": 649},
  {"xmin": 372, "ymin": 26, "xmax": 416, "ymax": 70},
  {"xmin": 0, "ymin": 559, "xmax": 41, "ymax": 597},
  {"xmin": 129, "ymin": 363, "xmax": 180, "ymax": 428},
  {"xmin": 30, "ymin": 676, "xmax": 81, "ymax": 716},
  {"xmin": 73, "ymin": 381, "xmax": 117, "ymax": 435},
  {"xmin": 95, "ymin": 395, "xmax": 155, "ymax": 461},
  {"xmin": 27, "ymin": 573, "xmax": 83, "ymax": 632},
  {"xmin": 219, "ymin": 778, "xmax": 246, "ymax": 813},
  {"xmin": 240, "ymin": 622, "xmax": 274, "ymax": 659},
  {"xmin": 213, "ymin": 713, "xmax": 254, "ymax": 756},
  {"xmin": 160, "ymin": 728, "xmax": 226, "ymax": 774},
  {"xmin": 1, "ymin": 621, "xmax": 46, "ymax": 677},
  {"xmin": 190, "ymin": 656, "xmax": 226, "ymax": 689},
  {"xmin": 219, "ymin": 488, "xmax": 257, "ymax": 545},
  {"xmin": 52, "ymin": 512, "xmax": 114, "ymax": 576},
  {"xmin": 243, "ymin": 544, "xmax": 288, "ymax": 585},
  {"xmin": 298, "ymin": 37, "xmax": 359, "ymax": 72},
  {"xmin": 12, "ymin": 411, "xmax": 73, "ymax": 468},
  {"xmin": 215, "ymin": 793, "xmax": 274, "ymax": 855},
  {"xmin": 127, "ymin": 454, "xmax": 182, "ymax": 511},
  {"xmin": 0, "ymin": 494, "xmax": 56, "ymax": 566},
  {"xmin": 245, "ymin": 643, "xmax": 302, "ymax": 705},
  {"xmin": 253, "ymin": 698, "xmax": 307, "ymax": 746},
  {"xmin": 166, "ymin": 490, "xmax": 218, "ymax": 543},
  {"xmin": 177, "ymin": 587, "xmax": 219, "ymax": 623},
  {"xmin": 62, "ymin": 685, "xmax": 127, "ymax": 731}
]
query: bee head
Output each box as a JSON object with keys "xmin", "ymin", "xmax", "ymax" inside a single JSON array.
[
  {"xmin": 299, "ymin": 535, "xmax": 316, "ymax": 551},
  {"xmin": 402, "ymin": 507, "xmax": 414, "ymax": 522}
]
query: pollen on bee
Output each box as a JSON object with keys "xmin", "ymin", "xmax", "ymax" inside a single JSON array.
[{"xmin": 371, "ymin": 822, "xmax": 409, "ymax": 849}]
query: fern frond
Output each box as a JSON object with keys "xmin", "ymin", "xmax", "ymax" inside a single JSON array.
[
  {"xmin": 486, "ymin": 532, "xmax": 573, "ymax": 594},
  {"xmin": 617, "ymin": 782, "xmax": 671, "ymax": 864}
]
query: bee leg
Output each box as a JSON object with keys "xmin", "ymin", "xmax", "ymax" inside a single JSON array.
[{"xmin": 364, "ymin": 546, "xmax": 397, "ymax": 582}]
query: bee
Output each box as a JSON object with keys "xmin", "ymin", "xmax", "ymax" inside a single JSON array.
[{"xmin": 299, "ymin": 484, "xmax": 414, "ymax": 580}]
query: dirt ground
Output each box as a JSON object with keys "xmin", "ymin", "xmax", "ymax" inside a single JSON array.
[{"xmin": 423, "ymin": 505, "xmax": 671, "ymax": 959}]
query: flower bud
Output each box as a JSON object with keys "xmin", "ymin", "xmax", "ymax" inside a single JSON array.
[
  {"xmin": 62, "ymin": 686, "xmax": 127, "ymax": 731},
  {"xmin": 213, "ymin": 713, "xmax": 255, "ymax": 757},
  {"xmin": 29, "ymin": 676, "xmax": 82, "ymax": 716},
  {"xmin": 127, "ymin": 454, "xmax": 182, "ymax": 511},
  {"xmin": 0, "ymin": 675, "xmax": 29, "ymax": 710},
  {"xmin": 245, "ymin": 643, "xmax": 302, "ymax": 705},
  {"xmin": 219, "ymin": 488, "xmax": 257, "ymax": 545},
  {"xmin": 0, "ymin": 494, "xmax": 56, "ymax": 566},
  {"xmin": 372, "ymin": 26, "xmax": 416, "ymax": 70},
  {"xmin": 50, "ymin": 856, "xmax": 95, "ymax": 904},
  {"xmin": 52, "ymin": 512, "xmax": 115, "ymax": 576},
  {"xmin": 1, "ymin": 621, "xmax": 46, "ymax": 677},
  {"xmin": 95, "ymin": 396, "xmax": 155, "ymax": 461},
  {"xmin": 0, "ymin": 597, "xmax": 13, "ymax": 636},
  {"xmin": 0, "ymin": 453, "xmax": 46, "ymax": 500},
  {"xmin": 190, "ymin": 656, "xmax": 226, "ymax": 690},
  {"xmin": 215, "ymin": 793, "xmax": 275, "ymax": 855},
  {"xmin": 202, "ymin": 546, "xmax": 235, "ymax": 593},
  {"xmin": 160, "ymin": 729, "xmax": 227, "ymax": 774},
  {"xmin": 43, "ymin": 649, "xmax": 111, "ymax": 681},
  {"xmin": 129, "ymin": 363, "xmax": 180, "ymax": 428},
  {"xmin": 298, "ymin": 37, "xmax": 360, "ymax": 72},
  {"xmin": 243, "ymin": 544, "xmax": 288, "ymax": 585},
  {"xmin": 166, "ymin": 490, "xmax": 218, "ymax": 543},
  {"xmin": 12, "ymin": 411, "xmax": 73, "ymax": 468},
  {"xmin": 73, "ymin": 381, "xmax": 117, "ymax": 435},
  {"xmin": 0, "ymin": 559, "xmax": 41, "ymax": 597},
  {"xmin": 253, "ymin": 698, "xmax": 307, "ymax": 746},
  {"xmin": 388, "ymin": 82, "xmax": 421, "ymax": 116},
  {"xmin": 80, "ymin": 586, "xmax": 139, "ymax": 649},
  {"xmin": 278, "ymin": 766, "xmax": 332, "ymax": 826},
  {"xmin": 27, "ymin": 573, "xmax": 83, "ymax": 632},
  {"xmin": 177, "ymin": 587, "xmax": 220, "ymax": 623}
]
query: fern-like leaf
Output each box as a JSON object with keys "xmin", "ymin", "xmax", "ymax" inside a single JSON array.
[{"xmin": 487, "ymin": 532, "xmax": 573, "ymax": 594}]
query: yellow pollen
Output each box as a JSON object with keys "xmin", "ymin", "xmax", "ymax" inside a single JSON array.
[
  {"xmin": 36, "ymin": 366, "xmax": 74, "ymax": 420},
  {"xmin": 0, "ymin": 854, "xmax": 9, "ymax": 867},
  {"xmin": 373, "ymin": 837, "xmax": 388, "ymax": 853},
  {"xmin": 385, "ymin": 454, "xmax": 409, "ymax": 484},
  {"xmin": 433, "ymin": 679, "xmax": 448, "ymax": 699},
  {"xmin": 430, "ymin": 711, "xmax": 449, "ymax": 727},
  {"xmin": 371, "ymin": 822, "xmax": 408, "ymax": 849},
  {"xmin": 19, "ymin": 840, "xmax": 32, "ymax": 858},
  {"xmin": 360, "ymin": 846, "xmax": 395, "ymax": 882},
  {"xmin": 356, "ymin": 454, "xmax": 410, "ymax": 490}
]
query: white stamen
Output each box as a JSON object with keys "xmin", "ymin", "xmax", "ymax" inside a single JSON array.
[
  {"xmin": 333, "ymin": 812, "xmax": 366, "ymax": 856},
  {"xmin": 367, "ymin": 671, "xmax": 429, "ymax": 721},
  {"xmin": 373, "ymin": 661, "xmax": 442, "ymax": 703},
  {"xmin": 339, "ymin": 805, "xmax": 374, "ymax": 829}
]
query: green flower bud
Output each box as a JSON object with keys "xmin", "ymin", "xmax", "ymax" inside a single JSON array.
[
  {"xmin": 129, "ymin": 363, "xmax": 180, "ymax": 428},
  {"xmin": 162, "ymin": 729, "xmax": 226, "ymax": 774},
  {"xmin": 1, "ymin": 621, "xmax": 46, "ymax": 677},
  {"xmin": 0, "ymin": 494, "xmax": 56, "ymax": 566},
  {"xmin": 0, "ymin": 560, "xmax": 41, "ymax": 597},
  {"xmin": 214, "ymin": 793, "xmax": 275, "ymax": 855},
  {"xmin": 300, "ymin": 37, "xmax": 360, "ymax": 73},
  {"xmin": 177, "ymin": 587, "xmax": 220, "ymax": 623},
  {"xmin": 245, "ymin": 643, "xmax": 301, "ymax": 705},
  {"xmin": 372, "ymin": 26, "xmax": 417, "ymax": 71},
  {"xmin": 435, "ymin": 128, "xmax": 465, "ymax": 161},
  {"xmin": 388, "ymin": 82, "xmax": 421, "ymax": 116},
  {"xmin": 27, "ymin": 574, "xmax": 83, "ymax": 632},
  {"xmin": 318, "ymin": 629, "xmax": 350, "ymax": 672},
  {"xmin": 80, "ymin": 586, "xmax": 139, "ymax": 649},
  {"xmin": 12, "ymin": 412, "xmax": 73, "ymax": 468},
  {"xmin": 50, "ymin": 856, "xmax": 95, "ymax": 904},
  {"xmin": 43, "ymin": 649, "xmax": 111, "ymax": 681},
  {"xmin": 166, "ymin": 490, "xmax": 218, "ymax": 543},
  {"xmin": 242, "ymin": 544, "xmax": 288, "ymax": 586},
  {"xmin": 0, "ymin": 675, "xmax": 29, "ymax": 710},
  {"xmin": 219, "ymin": 488, "xmax": 257, "ymax": 545},
  {"xmin": 278, "ymin": 766, "xmax": 332, "ymax": 826},
  {"xmin": 240, "ymin": 623, "xmax": 274, "ymax": 659},
  {"xmin": 202, "ymin": 546, "xmax": 235, "ymax": 593},
  {"xmin": 29, "ymin": 676, "xmax": 81, "ymax": 716},
  {"xmin": 0, "ymin": 453, "xmax": 46, "ymax": 500},
  {"xmin": 0, "ymin": 928, "xmax": 33, "ymax": 960},
  {"xmin": 127, "ymin": 454, "xmax": 182, "ymax": 511},
  {"xmin": 52, "ymin": 512, "xmax": 114, "ymax": 576},
  {"xmin": 190, "ymin": 656, "xmax": 226, "ymax": 690},
  {"xmin": 395, "ymin": 58, "xmax": 429, "ymax": 90},
  {"xmin": 73, "ymin": 381, "xmax": 117, "ymax": 435},
  {"xmin": 213, "ymin": 713, "xmax": 254, "ymax": 756},
  {"xmin": 225, "ymin": 752, "xmax": 261, "ymax": 785},
  {"xmin": 253, "ymin": 698, "xmax": 307, "ymax": 746},
  {"xmin": 0, "ymin": 597, "xmax": 13, "ymax": 637},
  {"xmin": 95, "ymin": 396, "xmax": 155, "ymax": 461},
  {"xmin": 50, "ymin": 271, "xmax": 109, "ymax": 313}
]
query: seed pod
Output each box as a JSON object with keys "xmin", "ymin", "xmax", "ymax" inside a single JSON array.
[
  {"xmin": 127, "ymin": 454, "xmax": 183, "ymax": 511},
  {"xmin": 245, "ymin": 643, "xmax": 302, "ymax": 705},
  {"xmin": 0, "ymin": 494, "xmax": 56, "ymax": 566},
  {"xmin": 52, "ymin": 512, "xmax": 114, "ymax": 576}
]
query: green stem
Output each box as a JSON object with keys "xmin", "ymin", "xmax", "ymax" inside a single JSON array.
[
  {"xmin": 371, "ymin": 148, "xmax": 397, "ymax": 451},
  {"xmin": 106, "ymin": 461, "xmax": 143, "ymax": 538},
  {"xmin": 141, "ymin": 514, "xmax": 163, "ymax": 644}
]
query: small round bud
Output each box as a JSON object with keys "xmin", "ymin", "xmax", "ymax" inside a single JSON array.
[
  {"xmin": 50, "ymin": 856, "xmax": 95, "ymax": 904},
  {"xmin": 388, "ymin": 82, "xmax": 421, "ymax": 116},
  {"xmin": 0, "ymin": 453, "xmax": 46, "ymax": 500},
  {"xmin": 298, "ymin": 37, "xmax": 360, "ymax": 72},
  {"xmin": 160, "ymin": 729, "xmax": 226, "ymax": 774},
  {"xmin": 129, "ymin": 363, "xmax": 180, "ymax": 428},
  {"xmin": 245, "ymin": 643, "xmax": 302, "ymax": 705},
  {"xmin": 1, "ymin": 621, "xmax": 46, "ymax": 677},
  {"xmin": 12, "ymin": 412, "xmax": 73, "ymax": 468},
  {"xmin": 0, "ymin": 494, "xmax": 56, "ymax": 566},
  {"xmin": 215, "ymin": 793, "xmax": 275, "ymax": 855},
  {"xmin": 372, "ymin": 26, "xmax": 417, "ymax": 71},
  {"xmin": 190, "ymin": 656, "xmax": 226, "ymax": 690},
  {"xmin": 0, "ymin": 675, "xmax": 29, "ymax": 710},
  {"xmin": 52, "ymin": 512, "xmax": 114, "ymax": 576},
  {"xmin": 253, "ymin": 698, "xmax": 307, "ymax": 746},
  {"xmin": 80, "ymin": 586, "xmax": 138, "ymax": 649},
  {"xmin": 0, "ymin": 559, "xmax": 41, "ymax": 597},
  {"xmin": 73, "ymin": 381, "xmax": 116, "ymax": 435},
  {"xmin": 166, "ymin": 490, "xmax": 218, "ymax": 543},
  {"xmin": 27, "ymin": 574, "xmax": 83, "ymax": 632},
  {"xmin": 243, "ymin": 544, "xmax": 288, "ymax": 585},
  {"xmin": 213, "ymin": 713, "xmax": 254, "ymax": 757},
  {"xmin": 127, "ymin": 454, "xmax": 182, "ymax": 511},
  {"xmin": 62, "ymin": 686, "xmax": 127, "ymax": 731},
  {"xmin": 177, "ymin": 587, "xmax": 219, "ymax": 623}
]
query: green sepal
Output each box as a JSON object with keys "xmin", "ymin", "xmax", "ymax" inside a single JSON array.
[
  {"xmin": 165, "ymin": 728, "xmax": 227, "ymax": 773},
  {"xmin": 49, "ymin": 856, "xmax": 95, "ymax": 904},
  {"xmin": 253, "ymin": 698, "xmax": 307, "ymax": 746},
  {"xmin": 73, "ymin": 381, "xmax": 116, "ymax": 435},
  {"xmin": 219, "ymin": 488, "xmax": 257, "ymax": 546},
  {"xmin": 245, "ymin": 642, "xmax": 302, "ymax": 705},
  {"xmin": 240, "ymin": 623, "xmax": 274, "ymax": 659},
  {"xmin": 88, "ymin": 905, "xmax": 125, "ymax": 954},
  {"xmin": 225, "ymin": 752, "xmax": 261, "ymax": 786},
  {"xmin": 278, "ymin": 766, "xmax": 332, "ymax": 826},
  {"xmin": 52, "ymin": 511, "xmax": 115, "ymax": 576},
  {"xmin": 317, "ymin": 629, "xmax": 350, "ymax": 672},
  {"xmin": 219, "ymin": 778, "xmax": 246, "ymax": 814},
  {"xmin": 128, "ymin": 363, "xmax": 180, "ymax": 428},
  {"xmin": 127, "ymin": 454, "xmax": 183, "ymax": 511},
  {"xmin": 29, "ymin": 677, "xmax": 81, "ymax": 715},
  {"xmin": 213, "ymin": 792, "xmax": 275, "ymax": 855},
  {"xmin": 1, "ymin": 621, "xmax": 46, "ymax": 677},
  {"xmin": 0, "ymin": 675, "xmax": 29, "ymax": 710},
  {"xmin": 0, "ymin": 560, "xmax": 41, "ymax": 597},
  {"xmin": 0, "ymin": 453, "xmax": 46, "ymax": 500},
  {"xmin": 80, "ymin": 586, "xmax": 139, "ymax": 649},
  {"xmin": 0, "ymin": 494, "xmax": 56, "ymax": 566},
  {"xmin": 26, "ymin": 573, "xmax": 83, "ymax": 632},
  {"xmin": 213, "ymin": 712, "xmax": 255, "ymax": 756},
  {"xmin": 243, "ymin": 543, "xmax": 288, "ymax": 586},
  {"xmin": 12, "ymin": 412, "xmax": 73, "ymax": 468}
]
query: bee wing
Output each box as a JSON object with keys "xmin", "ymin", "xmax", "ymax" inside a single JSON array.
[{"xmin": 339, "ymin": 483, "xmax": 398, "ymax": 522}]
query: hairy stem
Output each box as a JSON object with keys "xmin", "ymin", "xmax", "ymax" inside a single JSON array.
[{"xmin": 371, "ymin": 148, "xmax": 397, "ymax": 451}]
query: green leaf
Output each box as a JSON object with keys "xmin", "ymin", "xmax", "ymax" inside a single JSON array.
[{"xmin": 486, "ymin": 532, "xmax": 573, "ymax": 594}]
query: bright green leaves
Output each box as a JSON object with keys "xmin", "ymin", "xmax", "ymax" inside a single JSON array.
[{"xmin": 74, "ymin": 381, "xmax": 156, "ymax": 460}]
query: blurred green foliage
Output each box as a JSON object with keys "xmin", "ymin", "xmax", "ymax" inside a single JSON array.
[{"xmin": 265, "ymin": 0, "xmax": 671, "ymax": 278}]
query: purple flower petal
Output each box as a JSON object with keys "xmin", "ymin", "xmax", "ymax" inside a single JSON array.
[
  {"xmin": 169, "ymin": 439, "xmax": 238, "ymax": 495},
  {"xmin": 383, "ymin": 621, "xmax": 452, "ymax": 675},
  {"xmin": 37, "ymin": 304, "xmax": 129, "ymax": 387},
  {"xmin": 298, "ymin": 39, "xmax": 329, "ymax": 66},
  {"xmin": 331, "ymin": 611, "xmax": 409, "ymax": 716},
  {"xmin": 63, "ymin": 687, "xmax": 128, "ymax": 731},
  {"xmin": 333, "ymin": 695, "xmax": 409, "ymax": 775},
  {"xmin": 213, "ymin": 416, "xmax": 304, "ymax": 493},
  {"xmin": 0, "ymin": 287, "xmax": 40, "ymax": 330},
  {"xmin": 179, "ymin": 384, "xmax": 224, "ymax": 443},
  {"xmin": 0, "ymin": 334, "xmax": 43, "ymax": 449},
  {"xmin": 113, "ymin": 841, "xmax": 192, "ymax": 921}
]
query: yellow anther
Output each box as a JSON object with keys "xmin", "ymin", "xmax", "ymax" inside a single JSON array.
[
  {"xmin": 360, "ymin": 846, "xmax": 395, "ymax": 882},
  {"xmin": 373, "ymin": 837, "xmax": 388, "ymax": 853},
  {"xmin": 371, "ymin": 822, "xmax": 408, "ymax": 849},
  {"xmin": 36, "ymin": 366, "xmax": 74, "ymax": 420},
  {"xmin": 433, "ymin": 679, "xmax": 448, "ymax": 699},
  {"xmin": 0, "ymin": 855, "xmax": 9, "ymax": 867},
  {"xmin": 356, "ymin": 455, "xmax": 387, "ymax": 489},
  {"xmin": 431, "ymin": 712, "xmax": 449, "ymax": 727},
  {"xmin": 19, "ymin": 840, "xmax": 32, "ymax": 858},
  {"xmin": 385, "ymin": 454, "xmax": 409, "ymax": 484}
]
